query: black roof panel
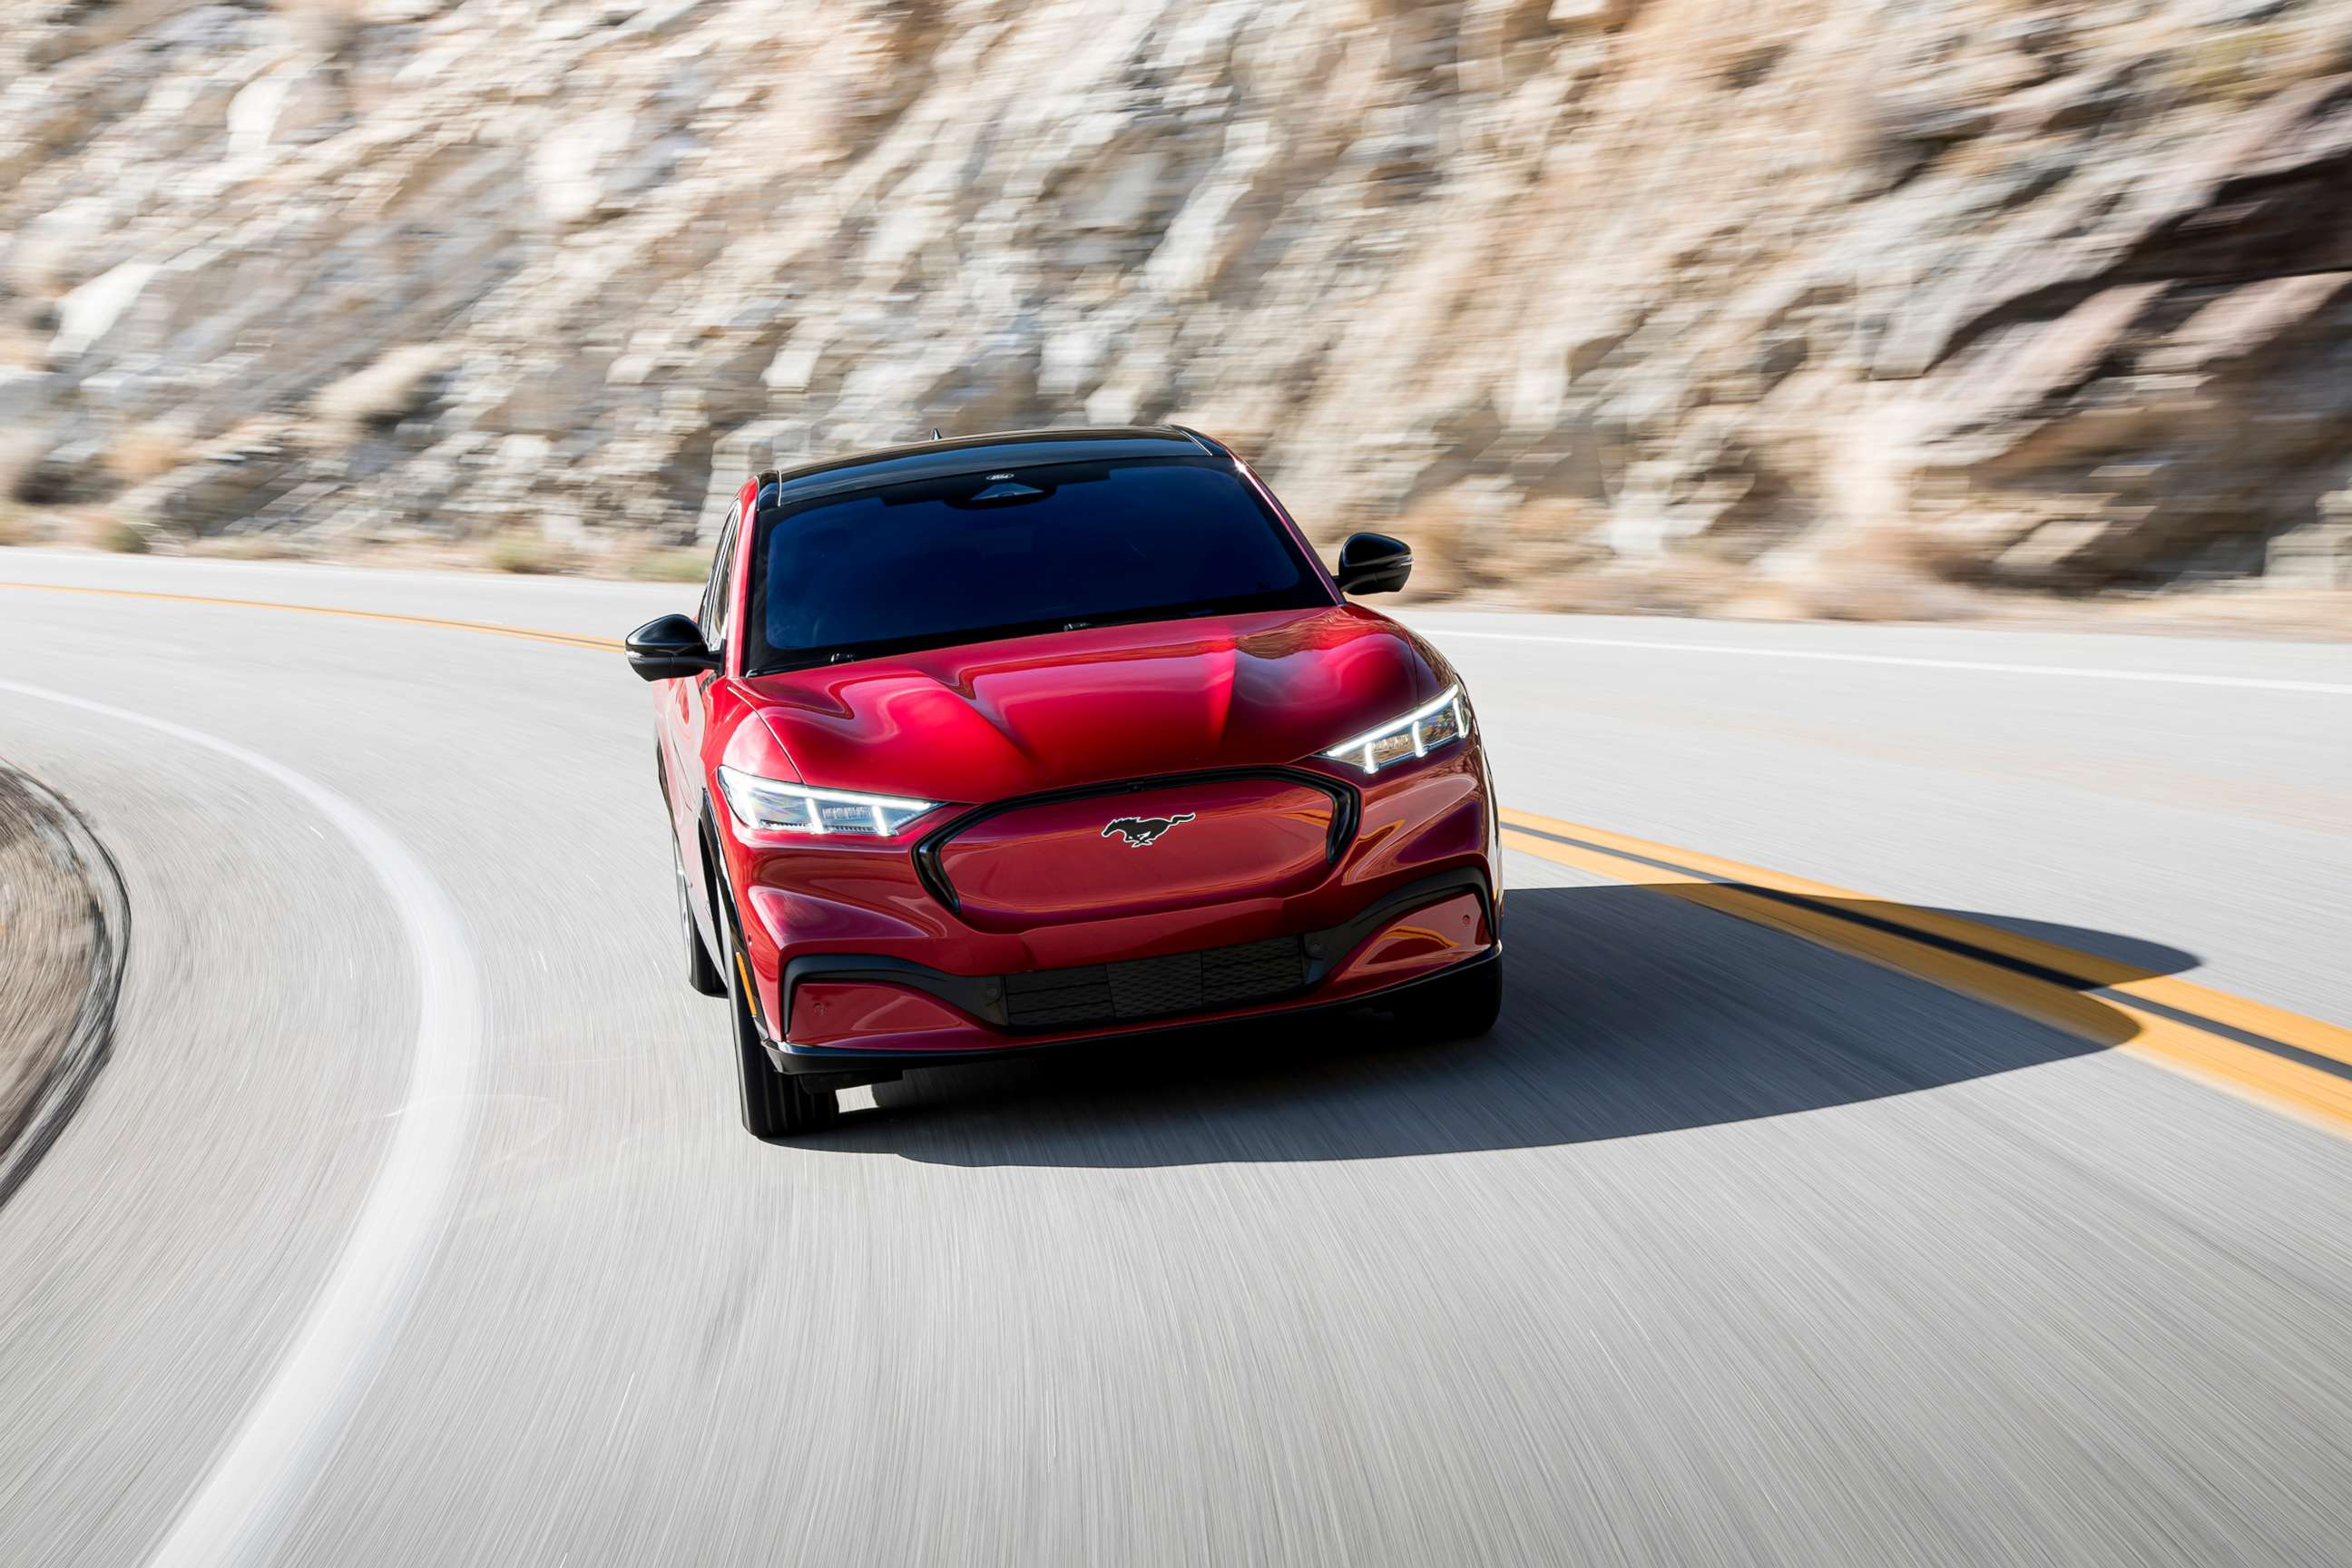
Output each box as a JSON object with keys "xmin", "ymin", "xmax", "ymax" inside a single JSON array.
[{"xmin": 764, "ymin": 426, "xmax": 1228, "ymax": 506}]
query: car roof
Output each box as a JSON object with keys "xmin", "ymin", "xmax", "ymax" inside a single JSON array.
[{"xmin": 760, "ymin": 426, "xmax": 1231, "ymax": 508}]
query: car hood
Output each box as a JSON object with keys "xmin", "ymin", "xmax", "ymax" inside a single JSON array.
[{"xmin": 737, "ymin": 604, "xmax": 1444, "ymax": 806}]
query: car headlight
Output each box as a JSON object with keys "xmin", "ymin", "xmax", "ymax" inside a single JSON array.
[
  {"xmin": 715, "ymin": 766, "xmax": 941, "ymax": 838},
  {"xmin": 1319, "ymin": 684, "xmax": 1468, "ymax": 774}
]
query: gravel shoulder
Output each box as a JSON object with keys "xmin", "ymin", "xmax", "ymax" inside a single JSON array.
[{"xmin": 0, "ymin": 764, "xmax": 126, "ymax": 1209}]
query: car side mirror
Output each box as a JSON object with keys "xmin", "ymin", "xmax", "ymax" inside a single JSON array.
[
  {"xmin": 1334, "ymin": 533, "xmax": 1413, "ymax": 595},
  {"xmin": 626, "ymin": 613, "xmax": 720, "ymax": 681}
]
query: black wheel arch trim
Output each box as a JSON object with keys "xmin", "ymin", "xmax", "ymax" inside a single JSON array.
[{"xmin": 698, "ymin": 796, "xmax": 760, "ymax": 1027}]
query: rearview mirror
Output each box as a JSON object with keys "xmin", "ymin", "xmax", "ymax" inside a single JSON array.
[
  {"xmin": 1334, "ymin": 533, "xmax": 1413, "ymax": 595},
  {"xmin": 626, "ymin": 613, "xmax": 719, "ymax": 681}
]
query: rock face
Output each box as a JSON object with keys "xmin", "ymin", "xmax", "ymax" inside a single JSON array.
[{"xmin": 4, "ymin": 0, "xmax": 2349, "ymax": 605}]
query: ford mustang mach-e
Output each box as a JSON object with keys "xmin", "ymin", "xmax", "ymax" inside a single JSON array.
[{"xmin": 628, "ymin": 426, "xmax": 1501, "ymax": 1137}]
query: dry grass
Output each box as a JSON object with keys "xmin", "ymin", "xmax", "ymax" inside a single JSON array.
[
  {"xmin": 0, "ymin": 428, "xmax": 46, "ymax": 505},
  {"xmin": 97, "ymin": 518, "xmax": 151, "ymax": 554},
  {"xmin": 2163, "ymin": 23, "xmax": 2321, "ymax": 104},
  {"xmin": 310, "ymin": 345, "xmax": 454, "ymax": 435},
  {"xmin": 621, "ymin": 545, "xmax": 712, "ymax": 583},
  {"xmin": 56, "ymin": 507, "xmax": 155, "ymax": 554},
  {"xmin": 1524, "ymin": 556, "xmax": 1755, "ymax": 616},
  {"xmin": 1391, "ymin": 489, "xmax": 1613, "ymax": 604},
  {"xmin": 106, "ymin": 419, "xmax": 197, "ymax": 487},
  {"xmin": 272, "ymin": 0, "xmax": 368, "ymax": 54},
  {"xmin": 0, "ymin": 320, "xmax": 49, "ymax": 372},
  {"xmin": 185, "ymin": 533, "xmax": 310, "ymax": 562},
  {"xmin": 485, "ymin": 530, "xmax": 575, "ymax": 574}
]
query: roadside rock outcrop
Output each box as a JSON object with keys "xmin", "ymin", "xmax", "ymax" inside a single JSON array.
[{"xmin": 4, "ymin": 0, "xmax": 2348, "ymax": 607}]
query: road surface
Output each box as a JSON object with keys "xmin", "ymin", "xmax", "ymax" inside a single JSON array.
[{"xmin": 3, "ymin": 549, "xmax": 2349, "ymax": 1567}]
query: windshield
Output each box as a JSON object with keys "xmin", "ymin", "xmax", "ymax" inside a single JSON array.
[{"xmin": 744, "ymin": 456, "xmax": 1332, "ymax": 673}]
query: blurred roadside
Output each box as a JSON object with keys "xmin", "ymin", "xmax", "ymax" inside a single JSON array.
[
  {"xmin": 3, "ymin": 0, "xmax": 2349, "ymax": 630},
  {"xmin": 0, "ymin": 762, "xmax": 124, "ymax": 1210}
]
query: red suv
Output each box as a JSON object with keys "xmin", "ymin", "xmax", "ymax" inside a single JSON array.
[{"xmin": 628, "ymin": 427, "xmax": 1501, "ymax": 1137}]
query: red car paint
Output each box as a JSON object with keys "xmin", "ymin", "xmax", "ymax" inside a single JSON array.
[
  {"xmin": 937, "ymin": 774, "xmax": 1338, "ymax": 931},
  {"xmin": 654, "ymin": 434, "xmax": 1498, "ymax": 1070}
]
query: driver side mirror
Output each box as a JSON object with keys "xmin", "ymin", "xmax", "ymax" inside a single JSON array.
[
  {"xmin": 1334, "ymin": 533, "xmax": 1413, "ymax": 595},
  {"xmin": 626, "ymin": 613, "xmax": 720, "ymax": 681}
]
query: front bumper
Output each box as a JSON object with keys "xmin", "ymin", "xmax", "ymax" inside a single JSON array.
[
  {"xmin": 720, "ymin": 745, "xmax": 1501, "ymax": 1079},
  {"xmin": 764, "ymin": 884, "xmax": 1498, "ymax": 1083}
]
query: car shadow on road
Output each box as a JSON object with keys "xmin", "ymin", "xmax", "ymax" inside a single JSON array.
[{"xmin": 804, "ymin": 882, "xmax": 2197, "ymax": 1169}]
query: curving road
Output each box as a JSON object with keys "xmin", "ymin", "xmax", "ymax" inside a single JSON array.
[{"xmin": 3, "ymin": 548, "xmax": 2351, "ymax": 1567}]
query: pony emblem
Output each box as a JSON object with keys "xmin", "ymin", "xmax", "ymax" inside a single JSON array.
[{"xmin": 1102, "ymin": 813, "xmax": 1195, "ymax": 848}]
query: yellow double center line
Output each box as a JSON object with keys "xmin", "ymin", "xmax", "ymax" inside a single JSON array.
[
  {"xmin": 12, "ymin": 578, "xmax": 2349, "ymax": 1132},
  {"xmin": 0, "ymin": 581, "xmax": 625, "ymax": 652},
  {"xmin": 1502, "ymin": 808, "xmax": 2352, "ymax": 1134}
]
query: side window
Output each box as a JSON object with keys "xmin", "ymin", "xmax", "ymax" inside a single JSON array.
[
  {"xmin": 700, "ymin": 504, "xmax": 740, "ymax": 650},
  {"xmin": 712, "ymin": 514, "xmax": 740, "ymax": 651}
]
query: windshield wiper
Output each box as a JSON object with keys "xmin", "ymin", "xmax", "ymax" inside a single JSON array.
[{"xmin": 744, "ymin": 650, "xmax": 858, "ymax": 676}]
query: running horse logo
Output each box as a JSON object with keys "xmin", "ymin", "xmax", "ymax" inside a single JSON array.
[{"xmin": 1101, "ymin": 812, "xmax": 1196, "ymax": 848}]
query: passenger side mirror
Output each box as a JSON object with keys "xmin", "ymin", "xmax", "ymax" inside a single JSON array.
[
  {"xmin": 1334, "ymin": 533, "xmax": 1413, "ymax": 595},
  {"xmin": 626, "ymin": 613, "xmax": 720, "ymax": 681}
]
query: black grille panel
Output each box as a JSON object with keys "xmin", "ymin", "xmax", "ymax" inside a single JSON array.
[{"xmin": 1002, "ymin": 936, "xmax": 1307, "ymax": 1031}]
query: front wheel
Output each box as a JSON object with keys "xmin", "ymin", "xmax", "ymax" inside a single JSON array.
[
  {"xmin": 1396, "ymin": 953, "xmax": 1503, "ymax": 1042},
  {"xmin": 723, "ymin": 909, "xmax": 840, "ymax": 1139}
]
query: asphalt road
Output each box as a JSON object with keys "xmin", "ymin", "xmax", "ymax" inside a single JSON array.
[{"xmin": 3, "ymin": 548, "xmax": 2350, "ymax": 1567}]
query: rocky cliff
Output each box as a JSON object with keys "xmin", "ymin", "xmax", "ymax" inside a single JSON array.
[{"xmin": 5, "ymin": 0, "xmax": 2351, "ymax": 609}]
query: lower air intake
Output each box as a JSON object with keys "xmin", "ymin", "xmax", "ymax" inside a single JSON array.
[{"xmin": 1001, "ymin": 935, "xmax": 1308, "ymax": 1030}]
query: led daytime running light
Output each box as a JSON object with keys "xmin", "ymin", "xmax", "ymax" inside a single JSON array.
[
  {"xmin": 715, "ymin": 766, "xmax": 940, "ymax": 837},
  {"xmin": 1319, "ymin": 684, "xmax": 1466, "ymax": 774}
]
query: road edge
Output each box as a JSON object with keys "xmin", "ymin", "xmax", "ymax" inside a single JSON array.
[{"xmin": 0, "ymin": 763, "xmax": 130, "ymax": 1210}]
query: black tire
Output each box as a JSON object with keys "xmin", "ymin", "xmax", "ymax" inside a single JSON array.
[
  {"xmin": 1396, "ymin": 953, "xmax": 1503, "ymax": 1042},
  {"xmin": 723, "ymin": 907, "xmax": 840, "ymax": 1139},
  {"xmin": 676, "ymin": 829, "xmax": 727, "ymax": 997}
]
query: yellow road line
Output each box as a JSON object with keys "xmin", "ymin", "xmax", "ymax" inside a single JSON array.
[
  {"xmin": 0, "ymin": 581, "xmax": 625, "ymax": 652},
  {"xmin": 1503, "ymin": 807, "xmax": 2352, "ymax": 1072},
  {"xmin": 1500, "ymin": 816, "xmax": 2352, "ymax": 1135}
]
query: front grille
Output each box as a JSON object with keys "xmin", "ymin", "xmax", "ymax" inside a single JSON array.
[{"xmin": 1001, "ymin": 935, "xmax": 1308, "ymax": 1031}]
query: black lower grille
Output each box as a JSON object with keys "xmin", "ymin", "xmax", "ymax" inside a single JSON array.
[{"xmin": 1001, "ymin": 936, "xmax": 1308, "ymax": 1031}]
